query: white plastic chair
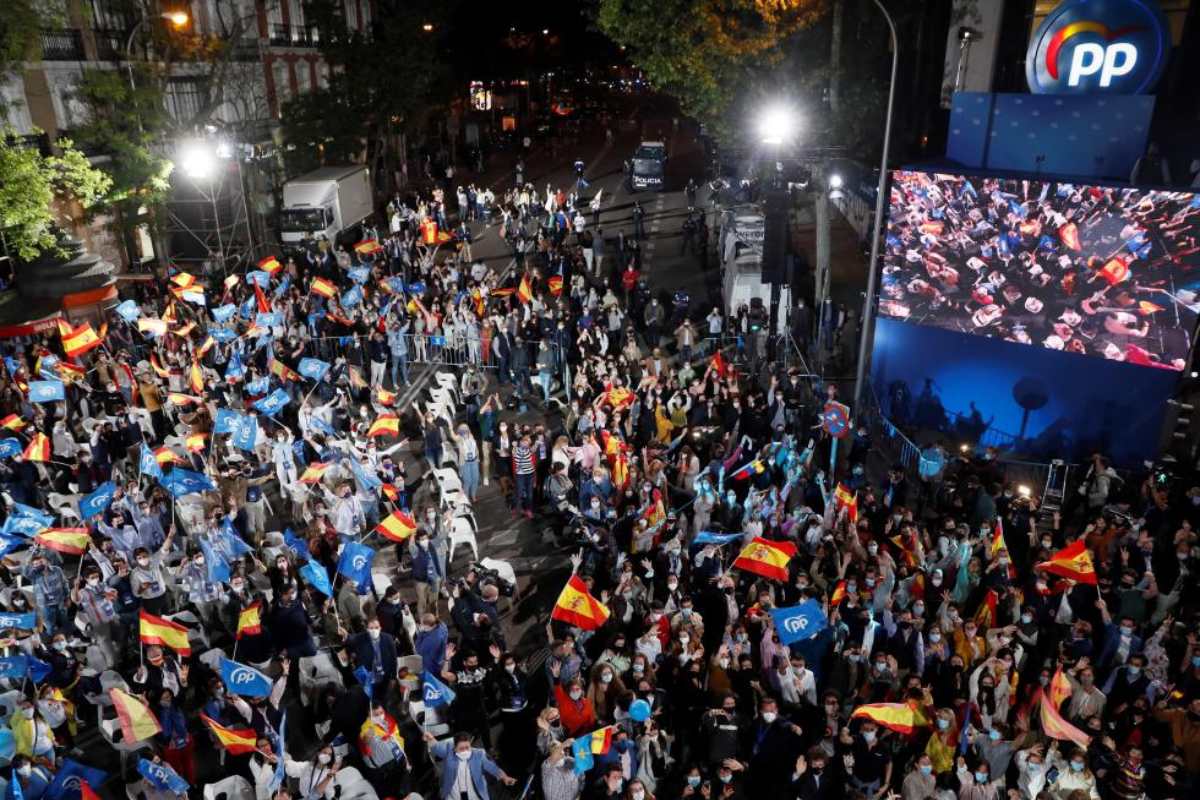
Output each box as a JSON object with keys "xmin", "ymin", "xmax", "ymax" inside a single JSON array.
[
  {"xmin": 434, "ymin": 372, "xmax": 459, "ymax": 400},
  {"xmin": 298, "ymin": 653, "xmax": 345, "ymax": 704},
  {"xmin": 165, "ymin": 610, "xmax": 209, "ymax": 651},
  {"xmin": 334, "ymin": 767, "xmax": 379, "ymax": 800},
  {"xmin": 407, "ymin": 699, "xmax": 451, "ymax": 738},
  {"xmin": 448, "ymin": 517, "xmax": 479, "ymax": 563},
  {"xmin": 98, "ymin": 707, "xmax": 152, "ymax": 773},
  {"xmin": 0, "ymin": 690, "xmax": 20, "ymax": 724},
  {"xmin": 198, "ymin": 648, "xmax": 226, "ymax": 673},
  {"xmin": 433, "ymin": 468, "xmax": 464, "ymax": 494},
  {"xmin": 371, "ymin": 571, "xmax": 393, "ymax": 598},
  {"xmin": 203, "ymin": 775, "xmax": 254, "ymax": 800}
]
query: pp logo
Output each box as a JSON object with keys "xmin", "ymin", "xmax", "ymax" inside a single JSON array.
[
  {"xmin": 424, "ymin": 684, "xmax": 441, "ymax": 701},
  {"xmin": 229, "ymin": 667, "xmax": 257, "ymax": 685},
  {"xmin": 1027, "ymin": 0, "xmax": 1170, "ymax": 94},
  {"xmin": 783, "ymin": 615, "xmax": 810, "ymax": 635},
  {"xmin": 352, "ymin": 555, "xmax": 368, "ymax": 570},
  {"xmin": 61, "ymin": 777, "xmax": 82, "ymax": 791}
]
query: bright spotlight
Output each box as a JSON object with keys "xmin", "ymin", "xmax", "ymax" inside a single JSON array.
[
  {"xmin": 165, "ymin": 10, "xmax": 189, "ymax": 27},
  {"xmin": 829, "ymin": 173, "xmax": 844, "ymax": 189},
  {"xmin": 179, "ymin": 141, "xmax": 216, "ymax": 180},
  {"xmin": 1017, "ymin": 485, "xmax": 1032, "ymax": 497},
  {"xmin": 759, "ymin": 105, "xmax": 795, "ymax": 145}
]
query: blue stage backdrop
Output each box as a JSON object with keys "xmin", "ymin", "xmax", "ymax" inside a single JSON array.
[{"xmin": 870, "ymin": 316, "xmax": 1178, "ymax": 467}]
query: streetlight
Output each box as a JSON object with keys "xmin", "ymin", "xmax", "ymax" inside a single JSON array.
[
  {"xmin": 125, "ymin": 9, "xmax": 190, "ymax": 90},
  {"xmin": 853, "ymin": 0, "xmax": 899, "ymax": 413},
  {"xmin": 422, "ymin": 23, "xmax": 434, "ymax": 32},
  {"xmin": 178, "ymin": 140, "xmax": 216, "ymax": 180},
  {"xmin": 758, "ymin": 105, "xmax": 796, "ymax": 146},
  {"xmin": 829, "ymin": 173, "xmax": 844, "ymax": 189},
  {"xmin": 759, "ymin": 104, "xmax": 796, "ymax": 361}
]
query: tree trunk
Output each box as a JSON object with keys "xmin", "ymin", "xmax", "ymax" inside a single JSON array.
[{"xmin": 830, "ymin": 0, "xmax": 844, "ymax": 115}]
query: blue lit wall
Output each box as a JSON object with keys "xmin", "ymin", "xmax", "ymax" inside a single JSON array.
[{"xmin": 870, "ymin": 317, "xmax": 1178, "ymax": 467}]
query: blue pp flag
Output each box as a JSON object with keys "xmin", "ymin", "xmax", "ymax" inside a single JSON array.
[
  {"xmin": 0, "ymin": 537, "xmax": 27, "ymax": 559},
  {"xmin": 256, "ymin": 312, "xmax": 281, "ymax": 328},
  {"xmin": 139, "ymin": 442, "xmax": 164, "ymax": 481},
  {"xmin": 79, "ymin": 481, "xmax": 115, "ymax": 519},
  {"xmin": 230, "ymin": 413, "xmax": 259, "ymax": 452},
  {"xmin": 0, "ymin": 612, "xmax": 36, "ymax": 630},
  {"xmin": 11, "ymin": 502, "xmax": 52, "ymax": 527},
  {"xmin": 283, "ymin": 527, "xmax": 310, "ymax": 560},
  {"xmin": 274, "ymin": 276, "xmax": 292, "ymax": 297},
  {"xmin": 45, "ymin": 758, "xmax": 107, "ymax": 800},
  {"xmin": 693, "ymin": 531, "xmax": 742, "ymax": 546},
  {"xmin": 212, "ymin": 304, "xmax": 237, "ymax": 323},
  {"xmin": 572, "ymin": 735, "xmax": 595, "ymax": 774},
  {"xmin": 337, "ymin": 541, "xmax": 375, "ymax": 589},
  {"xmin": 769, "ymin": 600, "xmax": 828, "ymax": 646},
  {"xmin": 420, "ymin": 670, "xmax": 456, "ymax": 708},
  {"xmin": 346, "ymin": 456, "xmax": 382, "ymax": 491},
  {"xmin": 406, "ymin": 281, "xmax": 425, "ymax": 295},
  {"xmin": 210, "ymin": 327, "xmax": 237, "ymax": 343},
  {"xmin": 2, "ymin": 516, "xmax": 44, "ymax": 538},
  {"xmin": 137, "ymin": 759, "xmax": 189, "ymax": 795},
  {"xmin": 199, "ymin": 538, "xmax": 231, "ymax": 584},
  {"xmin": 269, "ymin": 712, "xmax": 287, "ymax": 792},
  {"xmin": 226, "ymin": 351, "xmax": 245, "ymax": 380},
  {"xmin": 0, "ymin": 439, "xmax": 20, "ymax": 459},
  {"xmin": 354, "ymin": 665, "xmax": 373, "ymax": 700},
  {"xmin": 244, "ymin": 376, "xmax": 269, "ymax": 396},
  {"xmin": 160, "ymin": 468, "xmax": 216, "ymax": 498},
  {"xmin": 115, "ymin": 299, "xmax": 140, "ymax": 323},
  {"xmin": 300, "ymin": 560, "xmax": 333, "ymax": 596},
  {"xmin": 308, "ymin": 416, "xmax": 335, "ymax": 437},
  {"xmin": 213, "ymin": 408, "xmax": 241, "ymax": 434},
  {"xmin": 341, "ymin": 286, "xmax": 363, "ymax": 308},
  {"xmin": 219, "ymin": 657, "xmax": 273, "ymax": 698},
  {"xmin": 0, "ymin": 656, "xmax": 30, "ymax": 679},
  {"xmin": 246, "ymin": 270, "xmax": 270, "ymax": 287},
  {"xmin": 298, "ymin": 357, "xmax": 330, "ymax": 381},
  {"xmin": 348, "ymin": 267, "xmax": 370, "ymax": 284},
  {"xmin": 10, "ymin": 767, "xmax": 24, "ymax": 800},
  {"xmin": 254, "ymin": 389, "xmax": 290, "ymax": 417},
  {"xmin": 28, "ymin": 381, "xmax": 65, "ymax": 403}
]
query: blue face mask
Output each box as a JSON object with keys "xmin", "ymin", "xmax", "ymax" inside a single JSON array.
[
  {"xmin": 988, "ymin": 730, "xmax": 1001, "ymax": 741},
  {"xmin": 687, "ymin": 777, "xmax": 701, "ymax": 788},
  {"xmin": 975, "ymin": 772, "xmax": 988, "ymax": 784},
  {"xmin": 1192, "ymin": 655, "xmax": 1200, "ymax": 668},
  {"xmin": 1128, "ymin": 666, "xmax": 1141, "ymax": 677},
  {"xmin": 919, "ymin": 765, "xmax": 932, "ymax": 776},
  {"xmin": 937, "ymin": 718, "xmax": 950, "ymax": 730},
  {"xmin": 1070, "ymin": 762, "xmax": 1085, "ymax": 772}
]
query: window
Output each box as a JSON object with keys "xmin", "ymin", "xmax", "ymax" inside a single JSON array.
[
  {"xmin": 273, "ymin": 60, "xmax": 289, "ymax": 107},
  {"xmin": 166, "ymin": 77, "xmax": 210, "ymax": 123}
]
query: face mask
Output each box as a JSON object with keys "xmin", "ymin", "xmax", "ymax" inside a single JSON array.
[
  {"xmin": 937, "ymin": 718, "xmax": 950, "ymax": 730},
  {"xmin": 1070, "ymin": 762, "xmax": 1085, "ymax": 772},
  {"xmin": 633, "ymin": 664, "xmax": 644, "ymax": 673},
  {"xmin": 17, "ymin": 765, "xmax": 31, "ymax": 778},
  {"xmin": 569, "ymin": 689, "xmax": 583, "ymax": 701},
  {"xmin": 719, "ymin": 775, "xmax": 731, "ymax": 785},
  {"xmin": 1192, "ymin": 655, "xmax": 1200, "ymax": 668},
  {"xmin": 988, "ymin": 730, "xmax": 1001, "ymax": 741},
  {"xmin": 1021, "ymin": 613, "xmax": 1033, "ymax": 624},
  {"xmin": 920, "ymin": 765, "xmax": 932, "ymax": 776},
  {"xmin": 667, "ymin": 581, "xmax": 678, "ymax": 591},
  {"xmin": 137, "ymin": 558, "xmax": 150, "ymax": 568},
  {"xmin": 687, "ymin": 776, "xmax": 701, "ymax": 788},
  {"xmin": 929, "ymin": 632, "xmax": 941, "ymax": 643},
  {"xmin": 1042, "ymin": 540, "xmax": 1053, "ymax": 549},
  {"xmin": 863, "ymin": 731, "xmax": 876, "ymax": 743},
  {"xmin": 719, "ymin": 658, "xmax": 730, "ymax": 669},
  {"xmin": 456, "ymin": 751, "xmax": 471, "ymax": 761},
  {"xmin": 632, "ymin": 792, "xmax": 645, "ymax": 800},
  {"xmin": 975, "ymin": 772, "xmax": 988, "ymax": 784},
  {"xmin": 913, "ymin": 604, "xmax": 925, "ymax": 616},
  {"xmin": 1128, "ymin": 666, "xmax": 1141, "ymax": 677},
  {"xmin": 52, "ymin": 640, "xmax": 66, "ymax": 652},
  {"xmin": 21, "ymin": 708, "xmax": 34, "ymax": 719},
  {"xmin": 761, "ymin": 712, "xmax": 777, "ymax": 723},
  {"xmin": 931, "ymin": 577, "xmax": 942, "ymax": 587},
  {"xmin": 679, "ymin": 636, "xmax": 690, "ymax": 645},
  {"xmin": 368, "ymin": 628, "xmax": 381, "ymax": 639},
  {"xmin": 681, "ymin": 607, "xmax": 693, "ymax": 617},
  {"xmin": 601, "ymin": 673, "xmax": 613, "ymax": 684},
  {"xmin": 194, "ymin": 557, "xmax": 205, "ymax": 567},
  {"xmin": 231, "ymin": 582, "xmax": 244, "ymax": 593},
  {"xmin": 1028, "ymin": 762, "xmax": 1041, "ymax": 773},
  {"xmin": 87, "ymin": 578, "xmax": 100, "ymax": 588}
]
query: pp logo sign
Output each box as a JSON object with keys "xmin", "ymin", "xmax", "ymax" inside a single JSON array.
[
  {"xmin": 352, "ymin": 555, "xmax": 368, "ymax": 571},
  {"xmin": 229, "ymin": 667, "xmax": 257, "ymax": 685},
  {"xmin": 424, "ymin": 684, "xmax": 442, "ymax": 702},
  {"xmin": 1026, "ymin": 0, "xmax": 1170, "ymax": 94},
  {"xmin": 782, "ymin": 615, "xmax": 810, "ymax": 635}
]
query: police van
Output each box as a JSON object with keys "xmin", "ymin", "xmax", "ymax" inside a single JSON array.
[{"xmin": 628, "ymin": 141, "xmax": 666, "ymax": 192}]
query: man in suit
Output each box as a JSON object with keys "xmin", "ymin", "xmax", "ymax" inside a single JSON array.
[
  {"xmin": 348, "ymin": 616, "xmax": 398, "ymax": 700},
  {"xmin": 424, "ymin": 731, "xmax": 516, "ymax": 800},
  {"xmin": 792, "ymin": 749, "xmax": 837, "ymax": 800}
]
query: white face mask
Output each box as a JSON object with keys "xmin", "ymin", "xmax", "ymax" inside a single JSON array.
[
  {"xmin": 368, "ymin": 628, "xmax": 381, "ymax": 639},
  {"xmin": 318, "ymin": 753, "xmax": 331, "ymax": 765},
  {"xmin": 137, "ymin": 558, "xmax": 150, "ymax": 568},
  {"xmin": 456, "ymin": 750, "xmax": 471, "ymax": 761},
  {"xmin": 761, "ymin": 711, "xmax": 777, "ymax": 723}
]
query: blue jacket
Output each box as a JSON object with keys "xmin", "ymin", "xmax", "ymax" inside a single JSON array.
[
  {"xmin": 349, "ymin": 631, "xmax": 398, "ymax": 680},
  {"xmin": 415, "ymin": 623, "xmax": 448, "ymax": 671},
  {"xmin": 430, "ymin": 742, "xmax": 504, "ymax": 800}
]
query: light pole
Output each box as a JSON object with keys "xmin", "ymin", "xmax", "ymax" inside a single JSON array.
[
  {"xmin": 124, "ymin": 9, "xmax": 189, "ymax": 95},
  {"xmin": 852, "ymin": 0, "xmax": 898, "ymax": 413},
  {"xmin": 758, "ymin": 105, "xmax": 796, "ymax": 363}
]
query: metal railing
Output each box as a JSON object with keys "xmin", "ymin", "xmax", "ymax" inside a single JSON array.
[
  {"xmin": 269, "ymin": 24, "xmax": 319, "ymax": 47},
  {"xmin": 40, "ymin": 29, "xmax": 85, "ymax": 60},
  {"xmin": 92, "ymin": 28, "xmax": 125, "ymax": 61}
]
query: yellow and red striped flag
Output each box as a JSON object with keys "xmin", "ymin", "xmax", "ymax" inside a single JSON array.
[
  {"xmin": 1039, "ymin": 692, "xmax": 1090, "ymax": 747},
  {"xmin": 110, "ymin": 687, "xmax": 161, "ymax": 742},
  {"xmin": 138, "ymin": 318, "xmax": 168, "ymax": 337},
  {"xmin": 190, "ymin": 360, "xmax": 204, "ymax": 394},
  {"xmin": 34, "ymin": 528, "xmax": 90, "ymax": 555},
  {"xmin": 168, "ymin": 392, "xmax": 200, "ymax": 407},
  {"xmin": 354, "ymin": 240, "xmax": 383, "ymax": 255},
  {"xmin": 376, "ymin": 387, "xmax": 396, "ymax": 406},
  {"xmin": 138, "ymin": 610, "xmax": 191, "ymax": 655},
  {"xmin": 517, "ymin": 273, "xmax": 533, "ymax": 304},
  {"xmin": 299, "ymin": 462, "xmax": 332, "ymax": 484},
  {"xmin": 267, "ymin": 358, "xmax": 301, "ymax": 383},
  {"xmin": 1036, "ymin": 540, "xmax": 1097, "ymax": 585},
  {"xmin": 551, "ymin": 575, "xmax": 610, "ymax": 630},
  {"xmin": 197, "ymin": 335, "xmax": 216, "ymax": 358},
  {"xmin": 830, "ymin": 579, "xmax": 847, "ymax": 606},
  {"xmin": 1048, "ymin": 667, "xmax": 1073, "ymax": 709},
  {"xmin": 154, "ymin": 447, "xmax": 186, "ymax": 466},
  {"xmin": 367, "ymin": 414, "xmax": 400, "ymax": 438},
  {"xmin": 149, "ymin": 353, "xmax": 171, "ymax": 378},
  {"xmin": 380, "ymin": 483, "xmax": 400, "ymax": 503},
  {"xmin": 201, "ymin": 713, "xmax": 258, "ymax": 754},
  {"xmin": 990, "ymin": 519, "xmax": 1008, "ymax": 559},
  {"xmin": 376, "ymin": 510, "xmax": 417, "ymax": 542},
  {"xmin": 22, "ymin": 433, "xmax": 50, "ymax": 462},
  {"xmin": 186, "ymin": 433, "xmax": 208, "ymax": 453},
  {"xmin": 170, "ymin": 272, "xmax": 196, "ymax": 289},
  {"xmin": 62, "ymin": 322, "xmax": 102, "ymax": 358},
  {"xmin": 834, "ymin": 483, "xmax": 858, "ymax": 523},
  {"xmin": 310, "ymin": 277, "xmax": 336, "ymax": 298},
  {"xmin": 172, "ymin": 321, "xmax": 196, "ymax": 338},
  {"xmin": 732, "ymin": 537, "xmax": 796, "ymax": 582},
  {"xmin": 258, "ymin": 255, "xmax": 283, "ymax": 275},
  {"xmin": 1, "ymin": 414, "xmax": 26, "ymax": 431},
  {"xmin": 236, "ymin": 600, "xmax": 263, "ymax": 639},
  {"xmin": 58, "ymin": 361, "xmax": 86, "ymax": 383},
  {"xmin": 850, "ymin": 702, "xmax": 930, "ymax": 734}
]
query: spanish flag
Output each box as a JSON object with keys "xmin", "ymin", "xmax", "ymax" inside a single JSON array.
[
  {"xmin": 367, "ymin": 414, "xmax": 400, "ymax": 438},
  {"xmin": 172, "ymin": 321, "xmax": 196, "ymax": 338},
  {"xmin": 299, "ymin": 462, "xmax": 332, "ymax": 484},
  {"xmin": 830, "ymin": 579, "xmax": 847, "ymax": 606},
  {"xmin": 34, "ymin": 528, "xmax": 91, "ymax": 555},
  {"xmin": 517, "ymin": 273, "xmax": 533, "ymax": 304},
  {"xmin": 258, "ymin": 255, "xmax": 283, "ymax": 275},
  {"xmin": 358, "ymin": 710, "xmax": 405, "ymax": 759},
  {"xmin": 310, "ymin": 277, "xmax": 336, "ymax": 298},
  {"xmin": 348, "ymin": 365, "xmax": 367, "ymax": 390},
  {"xmin": 170, "ymin": 272, "xmax": 196, "ymax": 289},
  {"xmin": 547, "ymin": 272, "xmax": 563, "ymax": 297},
  {"xmin": 110, "ymin": 687, "xmax": 162, "ymax": 742},
  {"xmin": 1039, "ymin": 692, "xmax": 1090, "ymax": 748},
  {"xmin": 601, "ymin": 384, "xmax": 634, "ymax": 410},
  {"xmin": 138, "ymin": 610, "xmax": 192, "ymax": 655},
  {"xmin": 1097, "ymin": 255, "xmax": 1130, "ymax": 286},
  {"xmin": 376, "ymin": 510, "xmax": 417, "ymax": 542},
  {"xmin": 711, "ymin": 351, "xmax": 731, "ymax": 379},
  {"xmin": 197, "ymin": 335, "xmax": 216, "ymax": 358},
  {"xmin": 551, "ymin": 575, "xmax": 610, "ymax": 630},
  {"xmin": 376, "ymin": 387, "xmax": 396, "ymax": 406},
  {"xmin": 973, "ymin": 588, "xmax": 998, "ymax": 629},
  {"xmin": 834, "ymin": 483, "xmax": 858, "ymax": 523},
  {"xmin": 990, "ymin": 519, "xmax": 1007, "ymax": 559},
  {"xmin": 190, "ymin": 360, "xmax": 204, "ymax": 394},
  {"xmin": 23, "ymin": 433, "xmax": 50, "ymax": 462},
  {"xmin": 56, "ymin": 318, "xmax": 73, "ymax": 338},
  {"xmin": 730, "ymin": 459, "xmax": 766, "ymax": 480},
  {"xmin": 355, "ymin": 240, "xmax": 383, "ymax": 255},
  {"xmin": 1, "ymin": 414, "xmax": 26, "ymax": 431},
  {"xmin": 168, "ymin": 392, "xmax": 200, "ymax": 406},
  {"xmin": 62, "ymin": 322, "xmax": 102, "ymax": 358},
  {"xmin": 162, "ymin": 302, "xmax": 177, "ymax": 323},
  {"xmin": 490, "ymin": 287, "xmax": 515, "ymax": 298},
  {"xmin": 254, "ymin": 282, "xmax": 272, "ymax": 313},
  {"xmin": 850, "ymin": 702, "xmax": 930, "ymax": 734},
  {"xmin": 268, "ymin": 358, "xmax": 301, "ymax": 383},
  {"xmin": 186, "ymin": 432, "xmax": 208, "ymax": 453},
  {"xmin": 381, "ymin": 483, "xmax": 400, "ymax": 503},
  {"xmin": 202, "ymin": 713, "xmax": 259, "ymax": 754},
  {"xmin": 236, "ymin": 600, "xmax": 263, "ymax": 639},
  {"xmin": 640, "ymin": 494, "xmax": 665, "ymax": 528},
  {"xmin": 1048, "ymin": 667, "xmax": 1073, "ymax": 709},
  {"xmin": 1035, "ymin": 540, "xmax": 1097, "ymax": 585},
  {"xmin": 732, "ymin": 537, "xmax": 796, "ymax": 582},
  {"xmin": 138, "ymin": 318, "xmax": 168, "ymax": 337},
  {"xmin": 155, "ymin": 447, "xmax": 186, "ymax": 466},
  {"xmin": 58, "ymin": 361, "xmax": 86, "ymax": 383},
  {"xmin": 150, "ymin": 352, "xmax": 171, "ymax": 378}
]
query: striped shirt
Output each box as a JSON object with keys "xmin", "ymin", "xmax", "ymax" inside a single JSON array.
[{"xmin": 513, "ymin": 443, "xmax": 536, "ymax": 475}]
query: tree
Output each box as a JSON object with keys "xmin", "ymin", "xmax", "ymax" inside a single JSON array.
[
  {"xmin": 282, "ymin": 0, "xmax": 453, "ymax": 188},
  {"xmin": 595, "ymin": 0, "xmax": 827, "ymax": 143},
  {"xmin": 0, "ymin": 129, "xmax": 111, "ymax": 261}
]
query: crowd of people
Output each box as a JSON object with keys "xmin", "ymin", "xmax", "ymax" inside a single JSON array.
[{"xmin": 0, "ymin": 138, "xmax": 1196, "ymax": 800}]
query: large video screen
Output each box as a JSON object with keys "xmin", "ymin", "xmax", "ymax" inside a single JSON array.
[{"xmin": 880, "ymin": 171, "xmax": 1200, "ymax": 370}]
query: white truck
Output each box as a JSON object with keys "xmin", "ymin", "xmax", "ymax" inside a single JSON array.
[
  {"xmin": 279, "ymin": 165, "xmax": 374, "ymax": 250},
  {"xmin": 721, "ymin": 211, "xmax": 791, "ymax": 334}
]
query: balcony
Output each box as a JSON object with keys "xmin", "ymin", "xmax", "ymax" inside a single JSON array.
[
  {"xmin": 269, "ymin": 24, "xmax": 319, "ymax": 48},
  {"xmin": 93, "ymin": 28, "xmax": 126, "ymax": 61},
  {"xmin": 40, "ymin": 29, "xmax": 85, "ymax": 61}
]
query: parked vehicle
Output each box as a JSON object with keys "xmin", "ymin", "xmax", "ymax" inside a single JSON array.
[{"xmin": 279, "ymin": 166, "xmax": 373, "ymax": 251}]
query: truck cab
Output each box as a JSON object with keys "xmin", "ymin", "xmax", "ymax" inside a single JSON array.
[
  {"xmin": 279, "ymin": 165, "xmax": 373, "ymax": 252},
  {"xmin": 628, "ymin": 141, "xmax": 666, "ymax": 192}
]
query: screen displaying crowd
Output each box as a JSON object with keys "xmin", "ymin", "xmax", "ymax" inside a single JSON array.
[{"xmin": 878, "ymin": 170, "xmax": 1200, "ymax": 371}]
